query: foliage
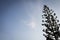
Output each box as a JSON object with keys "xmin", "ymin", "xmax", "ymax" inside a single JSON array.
[{"xmin": 42, "ymin": 5, "xmax": 60, "ymax": 40}]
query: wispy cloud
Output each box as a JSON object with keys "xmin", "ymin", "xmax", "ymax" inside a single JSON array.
[
  {"xmin": 21, "ymin": 2, "xmax": 41, "ymax": 29},
  {"xmin": 27, "ymin": 20, "xmax": 36, "ymax": 29},
  {"xmin": 21, "ymin": 15, "xmax": 37, "ymax": 29}
]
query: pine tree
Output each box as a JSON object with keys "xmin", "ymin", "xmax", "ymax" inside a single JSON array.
[{"xmin": 42, "ymin": 5, "xmax": 60, "ymax": 40}]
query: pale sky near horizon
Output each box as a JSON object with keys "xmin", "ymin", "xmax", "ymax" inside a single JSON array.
[{"xmin": 1, "ymin": 0, "xmax": 60, "ymax": 40}]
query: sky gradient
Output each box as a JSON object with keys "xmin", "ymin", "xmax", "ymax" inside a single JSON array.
[{"xmin": 1, "ymin": 0, "xmax": 60, "ymax": 40}]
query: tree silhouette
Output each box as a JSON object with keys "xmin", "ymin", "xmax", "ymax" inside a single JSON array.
[{"xmin": 42, "ymin": 5, "xmax": 60, "ymax": 40}]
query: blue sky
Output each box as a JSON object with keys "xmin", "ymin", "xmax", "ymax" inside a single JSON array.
[{"xmin": 1, "ymin": 0, "xmax": 60, "ymax": 40}]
